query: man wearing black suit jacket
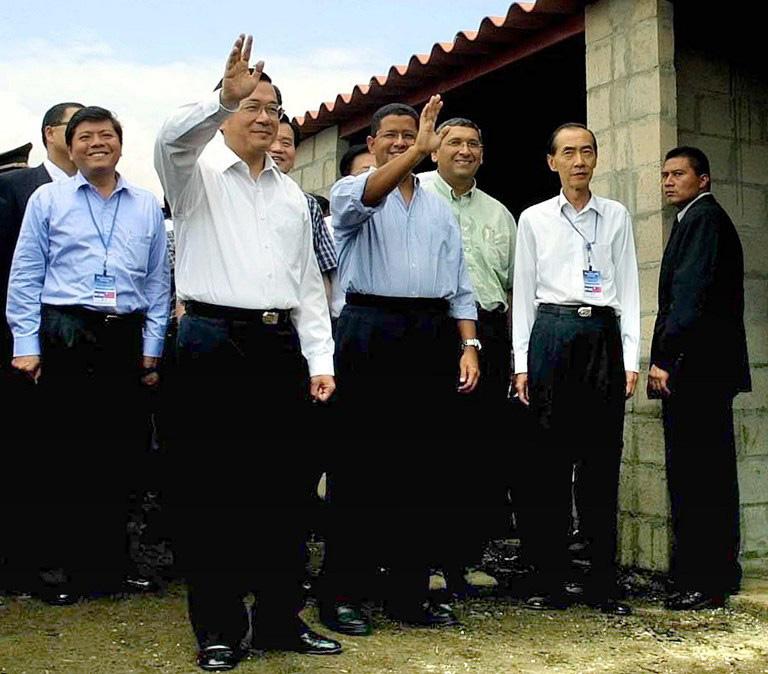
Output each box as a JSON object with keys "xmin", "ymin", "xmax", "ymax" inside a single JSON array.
[
  {"xmin": 649, "ymin": 146, "xmax": 751, "ymax": 611},
  {"xmin": 0, "ymin": 101, "xmax": 82, "ymax": 596}
]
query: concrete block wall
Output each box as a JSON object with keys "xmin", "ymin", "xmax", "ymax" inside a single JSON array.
[
  {"xmin": 586, "ymin": 0, "xmax": 676, "ymax": 572},
  {"xmin": 290, "ymin": 125, "xmax": 347, "ymax": 198},
  {"xmin": 676, "ymin": 45, "xmax": 768, "ymax": 575}
]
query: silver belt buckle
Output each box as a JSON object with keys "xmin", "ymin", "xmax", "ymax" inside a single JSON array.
[
  {"xmin": 104, "ymin": 313, "xmax": 119, "ymax": 323},
  {"xmin": 577, "ymin": 306, "xmax": 592, "ymax": 318},
  {"xmin": 262, "ymin": 311, "xmax": 279, "ymax": 325}
]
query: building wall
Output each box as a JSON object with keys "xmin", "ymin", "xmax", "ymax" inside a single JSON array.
[
  {"xmin": 586, "ymin": 0, "xmax": 677, "ymax": 572},
  {"xmin": 588, "ymin": 0, "xmax": 768, "ymax": 575},
  {"xmin": 676, "ymin": 45, "xmax": 768, "ymax": 575},
  {"xmin": 290, "ymin": 125, "xmax": 346, "ymax": 198}
]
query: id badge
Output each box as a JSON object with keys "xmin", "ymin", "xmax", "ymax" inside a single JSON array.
[
  {"xmin": 583, "ymin": 269, "xmax": 603, "ymax": 297},
  {"xmin": 93, "ymin": 273, "xmax": 117, "ymax": 307}
]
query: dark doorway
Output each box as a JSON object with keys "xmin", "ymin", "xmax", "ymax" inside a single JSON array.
[{"xmin": 343, "ymin": 34, "xmax": 586, "ymax": 219}]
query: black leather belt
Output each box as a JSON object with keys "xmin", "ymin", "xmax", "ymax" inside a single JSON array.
[
  {"xmin": 43, "ymin": 304, "xmax": 144, "ymax": 326},
  {"xmin": 185, "ymin": 301, "xmax": 290, "ymax": 325},
  {"xmin": 346, "ymin": 293, "xmax": 448, "ymax": 313},
  {"xmin": 538, "ymin": 303, "xmax": 615, "ymax": 319}
]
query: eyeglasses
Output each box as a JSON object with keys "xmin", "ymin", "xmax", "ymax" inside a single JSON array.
[
  {"xmin": 240, "ymin": 102, "xmax": 284, "ymax": 119},
  {"xmin": 376, "ymin": 130, "xmax": 418, "ymax": 143},
  {"xmin": 444, "ymin": 138, "xmax": 483, "ymax": 150}
]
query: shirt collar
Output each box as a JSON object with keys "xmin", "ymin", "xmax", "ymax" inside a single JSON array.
[
  {"xmin": 677, "ymin": 191, "xmax": 712, "ymax": 221},
  {"xmin": 206, "ymin": 132, "xmax": 281, "ymax": 178},
  {"xmin": 74, "ymin": 170, "xmax": 130, "ymax": 197},
  {"xmin": 432, "ymin": 170, "xmax": 476, "ymax": 201},
  {"xmin": 43, "ymin": 158, "xmax": 71, "ymax": 183},
  {"xmin": 557, "ymin": 189, "xmax": 603, "ymax": 217}
]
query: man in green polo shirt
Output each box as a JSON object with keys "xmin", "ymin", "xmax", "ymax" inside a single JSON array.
[{"xmin": 420, "ymin": 117, "xmax": 517, "ymax": 595}]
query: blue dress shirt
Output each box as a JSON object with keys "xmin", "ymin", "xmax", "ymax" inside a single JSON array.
[
  {"xmin": 7, "ymin": 172, "xmax": 170, "ymax": 357},
  {"xmin": 331, "ymin": 170, "xmax": 477, "ymax": 321}
]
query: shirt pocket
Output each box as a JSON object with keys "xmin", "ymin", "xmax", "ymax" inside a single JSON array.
[{"xmin": 125, "ymin": 233, "xmax": 152, "ymax": 274}]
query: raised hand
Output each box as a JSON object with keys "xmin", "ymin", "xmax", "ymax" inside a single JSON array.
[
  {"xmin": 220, "ymin": 34, "xmax": 265, "ymax": 110},
  {"xmin": 414, "ymin": 94, "xmax": 448, "ymax": 155}
]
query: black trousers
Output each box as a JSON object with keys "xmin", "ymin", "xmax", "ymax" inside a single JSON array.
[
  {"xmin": 320, "ymin": 298, "xmax": 457, "ymax": 611},
  {"xmin": 443, "ymin": 308, "xmax": 516, "ymax": 577},
  {"xmin": 168, "ymin": 308, "xmax": 315, "ymax": 649},
  {"xmin": 29, "ymin": 305, "xmax": 147, "ymax": 592},
  {"xmin": 663, "ymin": 387, "xmax": 741, "ymax": 594},
  {"xmin": 517, "ymin": 305, "xmax": 625, "ymax": 598}
]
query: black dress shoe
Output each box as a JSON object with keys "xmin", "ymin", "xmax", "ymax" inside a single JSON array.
[
  {"xmin": 665, "ymin": 590, "xmax": 726, "ymax": 610},
  {"xmin": 594, "ymin": 599, "xmax": 633, "ymax": 615},
  {"xmin": 253, "ymin": 624, "xmax": 342, "ymax": 655},
  {"xmin": 319, "ymin": 602, "xmax": 372, "ymax": 636},
  {"xmin": 525, "ymin": 594, "xmax": 571, "ymax": 611},
  {"xmin": 389, "ymin": 601, "xmax": 461, "ymax": 627},
  {"xmin": 124, "ymin": 576, "xmax": 160, "ymax": 594},
  {"xmin": 197, "ymin": 644, "xmax": 243, "ymax": 671},
  {"xmin": 39, "ymin": 587, "xmax": 79, "ymax": 606}
]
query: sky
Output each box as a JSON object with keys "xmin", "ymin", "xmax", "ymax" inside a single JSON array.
[{"xmin": 0, "ymin": 1, "xmax": 519, "ymax": 196}]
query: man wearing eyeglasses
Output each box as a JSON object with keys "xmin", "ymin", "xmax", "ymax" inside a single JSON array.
[
  {"xmin": 155, "ymin": 35, "xmax": 339, "ymax": 672},
  {"xmin": 419, "ymin": 118, "xmax": 517, "ymax": 596},
  {"xmin": 318, "ymin": 100, "xmax": 478, "ymax": 636}
]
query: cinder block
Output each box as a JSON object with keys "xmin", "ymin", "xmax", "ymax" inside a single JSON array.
[
  {"xmin": 675, "ymin": 90, "xmax": 698, "ymax": 135},
  {"xmin": 294, "ymin": 137, "xmax": 314, "ymax": 168},
  {"xmin": 742, "ymin": 144, "xmax": 768, "ymax": 186},
  {"xmin": 735, "ymin": 367, "xmax": 768, "ymax": 412},
  {"xmin": 629, "ymin": 118, "xmax": 662, "ymax": 167},
  {"xmin": 635, "ymin": 417, "xmax": 666, "ymax": 466},
  {"xmin": 692, "ymin": 136, "xmax": 734, "ymax": 182},
  {"xmin": 742, "ymin": 504, "xmax": 768, "ymax": 554},
  {"xmin": 588, "ymin": 85, "xmax": 612, "ymax": 132},
  {"xmin": 612, "ymin": 33, "xmax": 628, "ymax": 80},
  {"xmin": 619, "ymin": 460, "xmax": 636, "ymax": 512},
  {"xmin": 635, "ymin": 464, "xmax": 668, "ymax": 516},
  {"xmin": 634, "ymin": 213, "xmax": 664, "ymax": 265},
  {"xmin": 323, "ymin": 158, "xmax": 338, "ymax": 190},
  {"xmin": 651, "ymin": 523, "xmax": 671, "ymax": 571},
  {"xmin": 587, "ymin": 38, "xmax": 613, "ymax": 88},
  {"xmin": 314, "ymin": 126, "xmax": 340, "ymax": 160},
  {"xmin": 585, "ymin": 2, "xmax": 613, "ymax": 43},
  {"xmin": 631, "ymin": 0, "xmax": 662, "ymax": 23},
  {"xmin": 736, "ymin": 411, "xmax": 768, "ymax": 458},
  {"xmin": 627, "ymin": 71, "xmax": 661, "ymax": 120},
  {"xmin": 737, "ymin": 456, "xmax": 768, "ymax": 505},
  {"xmin": 628, "ymin": 19, "xmax": 660, "ymax": 75},
  {"xmin": 300, "ymin": 160, "xmax": 325, "ymax": 192},
  {"xmin": 618, "ymin": 515, "xmax": 636, "ymax": 566},
  {"xmin": 610, "ymin": 81, "xmax": 628, "ymax": 124},
  {"xmin": 744, "ymin": 278, "xmax": 768, "ymax": 324},
  {"xmin": 700, "ymin": 95, "xmax": 735, "ymax": 137},
  {"xmin": 635, "ymin": 164, "xmax": 665, "ymax": 217},
  {"xmin": 636, "ymin": 519, "xmax": 653, "ymax": 569},
  {"xmin": 745, "ymin": 322, "xmax": 768, "ymax": 366},
  {"xmin": 676, "ymin": 47, "xmax": 730, "ymax": 94}
]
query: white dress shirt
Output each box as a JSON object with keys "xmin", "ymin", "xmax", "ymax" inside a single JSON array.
[
  {"xmin": 155, "ymin": 91, "xmax": 333, "ymax": 376},
  {"xmin": 42, "ymin": 158, "xmax": 70, "ymax": 183},
  {"xmin": 512, "ymin": 191, "xmax": 640, "ymax": 373}
]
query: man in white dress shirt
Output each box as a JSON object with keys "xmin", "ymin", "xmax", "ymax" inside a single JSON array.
[
  {"xmin": 512, "ymin": 123, "xmax": 639, "ymax": 616},
  {"xmin": 155, "ymin": 35, "xmax": 340, "ymax": 671}
]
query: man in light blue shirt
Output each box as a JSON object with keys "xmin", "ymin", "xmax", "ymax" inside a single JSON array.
[
  {"xmin": 318, "ymin": 97, "xmax": 478, "ymax": 636},
  {"xmin": 7, "ymin": 106, "xmax": 169, "ymax": 605}
]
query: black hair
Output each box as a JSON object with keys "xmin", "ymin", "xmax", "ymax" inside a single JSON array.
[
  {"xmin": 65, "ymin": 106, "xmax": 123, "ymax": 146},
  {"xmin": 278, "ymin": 114, "xmax": 301, "ymax": 147},
  {"xmin": 547, "ymin": 122, "xmax": 598, "ymax": 156},
  {"xmin": 41, "ymin": 102, "xmax": 84, "ymax": 147},
  {"xmin": 664, "ymin": 146, "xmax": 711, "ymax": 177},
  {"xmin": 339, "ymin": 143, "xmax": 371, "ymax": 177},
  {"xmin": 370, "ymin": 103, "xmax": 419, "ymax": 136},
  {"xmin": 436, "ymin": 117, "xmax": 483, "ymax": 143},
  {"xmin": 308, "ymin": 193, "xmax": 330, "ymax": 217}
]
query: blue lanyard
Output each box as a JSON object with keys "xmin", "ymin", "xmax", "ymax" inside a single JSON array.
[
  {"xmin": 562, "ymin": 209, "xmax": 599, "ymax": 270},
  {"xmin": 84, "ymin": 188, "xmax": 122, "ymax": 275}
]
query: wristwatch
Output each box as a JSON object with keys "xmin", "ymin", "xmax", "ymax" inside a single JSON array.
[{"xmin": 461, "ymin": 338, "xmax": 482, "ymax": 352}]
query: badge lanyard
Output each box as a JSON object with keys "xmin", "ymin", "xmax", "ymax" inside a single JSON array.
[
  {"xmin": 84, "ymin": 188, "xmax": 122, "ymax": 275},
  {"xmin": 561, "ymin": 210, "xmax": 599, "ymax": 270}
]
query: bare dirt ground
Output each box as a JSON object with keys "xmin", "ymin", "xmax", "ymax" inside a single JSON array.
[{"xmin": 2, "ymin": 586, "xmax": 768, "ymax": 674}]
